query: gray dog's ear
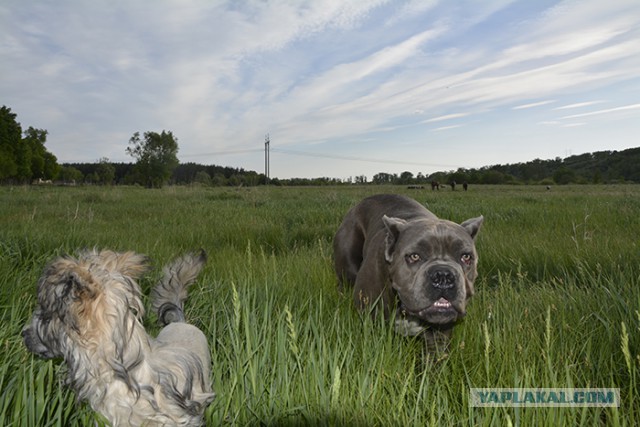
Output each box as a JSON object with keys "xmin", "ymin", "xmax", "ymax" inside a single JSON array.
[
  {"xmin": 460, "ymin": 215, "xmax": 484, "ymax": 239},
  {"xmin": 382, "ymin": 215, "xmax": 408, "ymax": 263}
]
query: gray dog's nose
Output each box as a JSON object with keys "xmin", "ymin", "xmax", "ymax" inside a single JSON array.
[{"xmin": 429, "ymin": 268, "xmax": 455, "ymax": 289}]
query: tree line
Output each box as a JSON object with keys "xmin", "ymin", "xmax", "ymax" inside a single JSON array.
[
  {"xmin": 0, "ymin": 106, "xmax": 60, "ymax": 183},
  {"xmin": 57, "ymin": 147, "xmax": 640, "ymax": 187},
  {"xmin": 366, "ymin": 148, "xmax": 640, "ymax": 187},
  {"xmin": 2, "ymin": 105, "xmax": 639, "ymax": 186}
]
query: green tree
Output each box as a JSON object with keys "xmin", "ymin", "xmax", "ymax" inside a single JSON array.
[
  {"xmin": 0, "ymin": 106, "xmax": 21, "ymax": 180},
  {"xmin": 553, "ymin": 167, "xmax": 576, "ymax": 185},
  {"xmin": 194, "ymin": 170, "xmax": 211, "ymax": 186},
  {"xmin": 355, "ymin": 175, "xmax": 367, "ymax": 184},
  {"xmin": 0, "ymin": 107, "xmax": 59, "ymax": 183},
  {"xmin": 95, "ymin": 157, "xmax": 115, "ymax": 185},
  {"xmin": 399, "ymin": 171, "xmax": 414, "ymax": 185},
  {"xmin": 126, "ymin": 131, "xmax": 179, "ymax": 188},
  {"xmin": 59, "ymin": 166, "xmax": 83, "ymax": 183},
  {"xmin": 22, "ymin": 127, "xmax": 59, "ymax": 181},
  {"xmin": 211, "ymin": 173, "xmax": 226, "ymax": 186},
  {"xmin": 449, "ymin": 168, "xmax": 470, "ymax": 185},
  {"xmin": 593, "ymin": 169, "xmax": 602, "ymax": 184},
  {"xmin": 480, "ymin": 170, "xmax": 509, "ymax": 184},
  {"xmin": 372, "ymin": 172, "xmax": 394, "ymax": 184}
]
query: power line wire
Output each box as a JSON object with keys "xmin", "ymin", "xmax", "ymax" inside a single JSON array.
[
  {"xmin": 180, "ymin": 145, "xmax": 461, "ymax": 169},
  {"xmin": 181, "ymin": 148, "xmax": 262, "ymax": 158},
  {"xmin": 271, "ymin": 147, "xmax": 461, "ymax": 169}
]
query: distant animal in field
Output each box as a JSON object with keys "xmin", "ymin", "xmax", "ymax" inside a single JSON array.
[
  {"xmin": 333, "ymin": 194, "xmax": 483, "ymax": 352},
  {"xmin": 463, "ymin": 182, "xmax": 468, "ymax": 191},
  {"xmin": 22, "ymin": 249, "xmax": 215, "ymax": 426},
  {"xmin": 450, "ymin": 181, "xmax": 456, "ymax": 191},
  {"xmin": 431, "ymin": 181, "xmax": 440, "ymax": 191}
]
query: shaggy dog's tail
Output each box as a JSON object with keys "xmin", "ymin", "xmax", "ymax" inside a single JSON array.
[{"xmin": 151, "ymin": 250, "xmax": 207, "ymax": 326}]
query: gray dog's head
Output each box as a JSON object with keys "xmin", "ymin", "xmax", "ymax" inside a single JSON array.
[{"xmin": 383, "ymin": 215, "xmax": 483, "ymax": 327}]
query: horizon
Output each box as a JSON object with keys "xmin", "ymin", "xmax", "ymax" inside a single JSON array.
[{"xmin": 62, "ymin": 145, "xmax": 638, "ymax": 183}]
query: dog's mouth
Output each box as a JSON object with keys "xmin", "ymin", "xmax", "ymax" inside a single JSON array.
[
  {"xmin": 22, "ymin": 326, "xmax": 58, "ymax": 359},
  {"xmin": 420, "ymin": 297, "xmax": 457, "ymax": 317},
  {"xmin": 431, "ymin": 297, "xmax": 453, "ymax": 310},
  {"xmin": 401, "ymin": 297, "xmax": 461, "ymax": 323}
]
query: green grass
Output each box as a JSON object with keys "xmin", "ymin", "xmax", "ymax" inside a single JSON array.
[{"xmin": 1, "ymin": 184, "xmax": 638, "ymax": 425}]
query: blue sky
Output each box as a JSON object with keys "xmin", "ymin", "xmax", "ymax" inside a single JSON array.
[{"xmin": 2, "ymin": 0, "xmax": 639, "ymax": 180}]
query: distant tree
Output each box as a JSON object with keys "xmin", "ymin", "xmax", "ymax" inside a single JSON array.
[
  {"xmin": 372, "ymin": 172, "xmax": 394, "ymax": 184},
  {"xmin": 243, "ymin": 171, "xmax": 261, "ymax": 186},
  {"xmin": 95, "ymin": 157, "xmax": 115, "ymax": 185},
  {"xmin": 24, "ymin": 127, "xmax": 47, "ymax": 179},
  {"xmin": 126, "ymin": 131, "xmax": 179, "ymax": 188},
  {"xmin": 194, "ymin": 170, "xmax": 211, "ymax": 186},
  {"xmin": 427, "ymin": 171, "xmax": 449, "ymax": 184},
  {"xmin": 399, "ymin": 171, "xmax": 414, "ymax": 185},
  {"xmin": 592, "ymin": 169, "xmax": 602, "ymax": 184},
  {"xmin": 0, "ymin": 106, "xmax": 22, "ymax": 180},
  {"xmin": 85, "ymin": 172, "xmax": 100, "ymax": 184},
  {"xmin": 553, "ymin": 167, "xmax": 576, "ymax": 185},
  {"xmin": 211, "ymin": 173, "xmax": 226, "ymax": 186},
  {"xmin": 0, "ymin": 107, "xmax": 60, "ymax": 182},
  {"xmin": 449, "ymin": 168, "xmax": 471, "ymax": 185},
  {"xmin": 480, "ymin": 170, "xmax": 509, "ymax": 184},
  {"xmin": 20, "ymin": 126, "xmax": 59, "ymax": 182},
  {"xmin": 228, "ymin": 174, "xmax": 243, "ymax": 186},
  {"xmin": 355, "ymin": 175, "xmax": 367, "ymax": 184},
  {"xmin": 59, "ymin": 165, "xmax": 83, "ymax": 183}
]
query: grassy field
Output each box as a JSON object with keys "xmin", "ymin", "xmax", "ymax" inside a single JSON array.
[{"xmin": 0, "ymin": 184, "xmax": 638, "ymax": 426}]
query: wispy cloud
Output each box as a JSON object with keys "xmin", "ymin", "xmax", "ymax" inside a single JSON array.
[
  {"xmin": 433, "ymin": 124, "xmax": 463, "ymax": 132},
  {"xmin": 560, "ymin": 103, "xmax": 640, "ymax": 120},
  {"xmin": 423, "ymin": 112, "xmax": 470, "ymax": 123},
  {"xmin": 513, "ymin": 100, "xmax": 556, "ymax": 110},
  {"xmin": 554, "ymin": 100, "xmax": 606, "ymax": 110}
]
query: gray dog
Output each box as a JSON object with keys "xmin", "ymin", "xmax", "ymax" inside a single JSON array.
[{"xmin": 333, "ymin": 194, "xmax": 483, "ymax": 351}]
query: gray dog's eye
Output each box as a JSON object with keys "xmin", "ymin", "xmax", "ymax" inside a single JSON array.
[
  {"xmin": 406, "ymin": 253, "xmax": 421, "ymax": 264},
  {"xmin": 461, "ymin": 253, "xmax": 472, "ymax": 265}
]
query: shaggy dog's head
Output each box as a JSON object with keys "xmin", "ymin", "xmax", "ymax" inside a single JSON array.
[{"xmin": 22, "ymin": 249, "xmax": 148, "ymax": 360}]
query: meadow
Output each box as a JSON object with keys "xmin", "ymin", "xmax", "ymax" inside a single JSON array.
[{"xmin": 0, "ymin": 184, "xmax": 638, "ymax": 426}]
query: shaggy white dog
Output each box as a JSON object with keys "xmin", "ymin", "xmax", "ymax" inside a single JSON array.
[{"xmin": 22, "ymin": 249, "xmax": 215, "ymax": 426}]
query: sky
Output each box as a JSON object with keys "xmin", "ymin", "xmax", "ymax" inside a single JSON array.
[{"xmin": 2, "ymin": 0, "xmax": 639, "ymax": 180}]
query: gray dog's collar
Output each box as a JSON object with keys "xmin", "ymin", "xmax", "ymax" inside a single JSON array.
[
  {"xmin": 394, "ymin": 307, "xmax": 456, "ymax": 337},
  {"xmin": 394, "ymin": 314, "xmax": 426, "ymax": 336}
]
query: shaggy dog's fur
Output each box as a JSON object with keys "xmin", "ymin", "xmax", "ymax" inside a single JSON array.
[{"xmin": 22, "ymin": 249, "xmax": 215, "ymax": 426}]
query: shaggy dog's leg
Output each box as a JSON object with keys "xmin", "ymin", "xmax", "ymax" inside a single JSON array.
[{"xmin": 151, "ymin": 250, "xmax": 207, "ymax": 326}]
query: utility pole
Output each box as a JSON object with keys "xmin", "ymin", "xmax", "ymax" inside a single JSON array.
[{"xmin": 264, "ymin": 133, "xmax": 270, "ymax": 185}]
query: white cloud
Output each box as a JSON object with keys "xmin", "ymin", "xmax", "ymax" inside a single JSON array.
[
  {"xmin": 423, "ymin": 112, "xmax": 470, "ymax": 123},
  {"xmin": 433, "ymin": 124, "xmax": 462, "ymax": 131},
  {"xmin": 513, "ymin": 101, "xmax": 556, "ymax": 110},
  {"xmin": 554, "ymin": 101, "xmax": 605, "ymax": 110},
  {"xmin": 560, "ymin": 103, "xmax": 640, "ymax": 119}
]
